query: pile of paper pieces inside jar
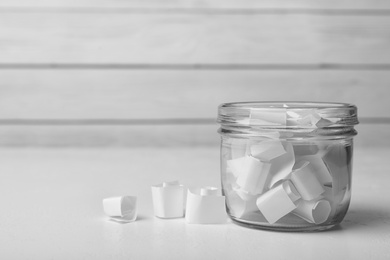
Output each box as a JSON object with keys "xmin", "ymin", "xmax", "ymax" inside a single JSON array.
[{"xmin": 224, "ymin": 137, "xmax": 349, "ymax": 225}]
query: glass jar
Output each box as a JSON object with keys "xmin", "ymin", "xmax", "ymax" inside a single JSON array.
[{"xmin": 217, "ymin": 102, "xmax": 358, "ymax": 231}]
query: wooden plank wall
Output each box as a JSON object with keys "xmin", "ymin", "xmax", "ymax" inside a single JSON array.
[{"xmin": 0, "ymin": 0, "xmax": 389, "ymax": 147}]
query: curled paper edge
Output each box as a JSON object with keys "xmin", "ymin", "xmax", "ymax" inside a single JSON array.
[{"xmin": 102, "ymin": 196, "xmax": 138, "ymax": 223}]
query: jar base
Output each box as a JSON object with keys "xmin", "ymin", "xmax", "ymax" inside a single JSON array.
[{"xmin": 230, "ymin": 216, "xmax": 338, "ymax": 232}]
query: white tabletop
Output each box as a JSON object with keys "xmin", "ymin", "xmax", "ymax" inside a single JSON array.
[{"xmin": 1, "ymin": 146, "xmax": 389, "ymax": 259}]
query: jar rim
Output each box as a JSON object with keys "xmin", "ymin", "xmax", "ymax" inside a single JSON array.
[{"xmin": 218, "ymin": 101, "xmax": 359, "ymax": 128}]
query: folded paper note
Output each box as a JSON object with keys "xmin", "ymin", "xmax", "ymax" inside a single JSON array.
[
  {"xmin": 256, "ymin": 180, "xmax": 300, "ymax": 224},
  {"xmin": 293, "ymin": 199, "xmax": 331, "ymax": 224},
  {"xmin": 290, "ymin": 161, "xmax": 325, "ymax": 201},
  {"xmin": 102, "ymin": 196, "xmax": 137, "ymax": 223},
  {"xmin": 151, "ymin": 181, "xmax": 185, "ymax": 218},
  {"xmin": 185, "ymin": 187, "xmax": 226, "ymax": 224}
]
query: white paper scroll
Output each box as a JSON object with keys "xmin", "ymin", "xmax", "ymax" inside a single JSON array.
[
  {"xmin": 250, "ymin": 108, "xmax": 287, "ymax": 126},
  {"xmin": 293, "ymin": 199, "xmax": 331, "ymax": 224},
  {"xmin": 256, "ymin": 180, "xmax": 300, "ymax": 224},
  {"xmin": 290, "ymin": 161, "xmax": 325, "ymax": 201},
  {"xmin": 236, "ymin": 157, "xmax": 271, "ymax": 195},
  {"xmin": 102, "ymin": 196, "xmax": 137, "ymax": 223},
  {"xmin": 185, "ymin": 187, "xmax": 226, "ymax": 224},
  {"xmin": 267, "ymin": 142, "xmax": 295, "ymax": 188},
  {"xmin": 298, "ymin": 155, "xmax": 332, "ymax": 186},
  {"xmin": 250, "ymin": 141, "xmax": 286, "ymax": 161},
  {"xmin": 151, "ymin": 181, "xmax": 185, "ymax": 219}
]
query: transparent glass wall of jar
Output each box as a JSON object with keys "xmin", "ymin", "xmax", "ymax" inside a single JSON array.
[{"xmin": 218, "ymin": 102, "xmax": 358, "ymax": 231}]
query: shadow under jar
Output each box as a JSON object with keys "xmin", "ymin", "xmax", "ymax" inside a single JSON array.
[{"xmin": 217, "ymin": 102, "xmax": 358, "ymax": 231}]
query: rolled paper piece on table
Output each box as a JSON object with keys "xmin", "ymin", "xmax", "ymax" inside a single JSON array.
[
  {"xmin": 185, "ymin": 187, "xmax": 226, "ymax": 224},
  {"xmin": 268, "ymin": 142, "xmax": 295, "ymax": 188},
  {"xmin": 102, "ymin": 196, "xmax": 137, "ymax": 223},
  {"xmin": 250, "ymin": 141, "xmax": 286, "ymax": 161},
  {"xmin": 151, "ymin": 181, "xmax": 185, "ymax": 218},
  {"xmin": 235, "ymin": 156, "xmax": 271, "ymax": 195},
  {"xmin": 297, "ymin": 155, "xmax": 332, "ymax": 186},
  {"xmin": 250, "ymin": 108, "xmax": 287, "ymax": 126},
  {"xmin": 290, "ymin": 161, "xmax": 325, "ymax": 201},
  {"xmin": 293, "ymin": 199, "xmax": 331, "ymax": 224},
  {"xmin": 256, "ymin": 180, "xmax": 300, "ymax": 224}
]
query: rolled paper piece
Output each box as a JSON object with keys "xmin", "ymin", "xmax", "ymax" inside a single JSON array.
[
  {"xmin": 235, "ymin": 156, "xmax": 271, "ymax": 195},
  {"xmin": 250, "ymin": 108, "xmax": 287, "ymax": 126},
  {"xmin": 268, "ymin": 142, "xmax": 295, "ymax": 188},
  {"xmin": 151, "ymin": 181, "xmax": 185, "ymax": 218},
  {"xmin": 298, "ymin": 155, "xmax": 332, "ymax": 186},
  {"xmin": 290, "ymin": 161, "xmax": 325, "ymax": 201},
  {"xmin": 293, "ymin": 199, "xmax": 331, "ymax": 224},
  {"xmin": 250, "ymin": 141, "xmax": 286, "ymax": 161},
  {"xmin": 256, "ymin": 180, "xmax": 300, "ymax": 224},
  {"xmin": 102, "ymin": 196, "xmax": 137, "ymax": 223},
  {"xmin": 185, "ymin": 187, "xmax": 226, "ymax": 224}
]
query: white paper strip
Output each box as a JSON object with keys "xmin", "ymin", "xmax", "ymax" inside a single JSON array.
[
  {"xmin": 235, "ymin": 156, "xmax": 271, "ymax": 195},
  {"xmin": 102, "ymin": 196, "xmax": 137, "ymax": 223},
  {"xmin": 290, "ymin": 161, "xmax": 325, "ymax": 201},
  {"xmin": 151, "ymin": 181, "xmax": 185, "ymax": 219},
  {"xmin": 250, "ymin": 108, "xmax": 287, "ymax": 126},
  {"xmin": 256, "ymin": 180, "xmax": 300, "ymax": 224},
  {"xmin": 250, "ymin": 141, "xmax": 286, "ymax": 161},
  {"xmin": 298, "ymin": 155, "xmax": 332, "ymax": 186},
  {"xmin": 293, "ymin": 199, "xmax": 331, "ymax": 224},
  {"xmin": 185, "ymin": 187, "xmax": 226, "ymax": 224},
  {"xmin": 268, "ymin": 142, "xmax": 295, "ymax": 188}
]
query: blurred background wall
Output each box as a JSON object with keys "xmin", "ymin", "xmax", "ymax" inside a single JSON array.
[{"xmin": 0, "ymin": 0, "xmax": 389, "ymax": 147}]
